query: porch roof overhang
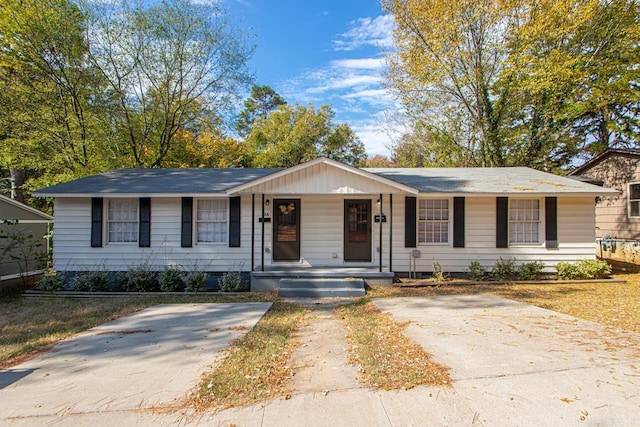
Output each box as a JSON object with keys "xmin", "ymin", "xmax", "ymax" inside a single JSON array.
[{"xmin": 226, "ymin": 157, "xmax": 419, "ymax": 196}]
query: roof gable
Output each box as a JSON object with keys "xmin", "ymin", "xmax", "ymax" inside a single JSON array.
[
  {"xmin": 227, "ymin": 157, "xmax": 418, "ymax": 195},
  {"xmin": 570, "ymin": 149, "xmax": 640, "ymax": 176},
  {"xmin": 0, "ymin": 195, "xmax": 53, "ymax": 220}
]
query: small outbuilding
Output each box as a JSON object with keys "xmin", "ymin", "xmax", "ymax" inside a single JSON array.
[{"xmin": 0, "ymin": 195, "xmax": 52, "ymax": 280}]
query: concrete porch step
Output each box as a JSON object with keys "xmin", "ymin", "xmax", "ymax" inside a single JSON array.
[{"xmin": 278, "ymin": 278, "xmax": 366, "ymax": 298}]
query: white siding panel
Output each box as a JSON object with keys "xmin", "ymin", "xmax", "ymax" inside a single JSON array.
[
  {"xmin": 389, "ymin": 196, "xmax": 598, "ymax": 274},
  {"xmin": 53, "ymin": 194, "xmax": 598, "ymax": 274},
  {"xmin": 53, "ymin": 197, "xmax": 256, "ymax": 272}
]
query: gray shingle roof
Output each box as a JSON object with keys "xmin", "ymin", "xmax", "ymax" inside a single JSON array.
[
  {"xmin": 33, "ymin": 168, "xmax": 282, "ymax": 195},
  {"xmin": 34, "ymin": 164, "xmax": 615, "ymax": 196},
  {"xmin": 366, "ymin": 167, "xmax": 616, "ymax": 194}
]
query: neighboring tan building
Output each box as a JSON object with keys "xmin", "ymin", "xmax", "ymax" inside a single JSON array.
[{"xmin": 570, "ymin": 149, "xmax": 640, "ymax": 240}]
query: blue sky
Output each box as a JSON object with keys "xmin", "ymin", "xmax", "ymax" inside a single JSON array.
[{"xmin": 225, "ymin": 0, "xmax": 398, "ymax": 157}]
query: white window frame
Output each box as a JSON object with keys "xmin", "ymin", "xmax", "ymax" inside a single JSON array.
[
  {"xmin": 628, "ymin": 182, "xmax": 640, "ymax": 218},
  {"xmin": 418, "ymin": 198, "xmax": 451, "ymax": 245},
  {"xmin": 509, "ymin": 198, "xmax": 541, "ymax": 245},
  {"xmin": 106, "ymin": 198, "xmax": 139, "ymax": 244},
  {"xmin": 195, "ymin": 198, "xmax": 228, "ymax": 245}
]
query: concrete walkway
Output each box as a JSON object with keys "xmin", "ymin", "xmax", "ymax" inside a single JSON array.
[
  {"xmin": 3, "ymin": 296, "xmax": 640, "ymax": 426},
  {"xmin": 0, "ymin": 303, "xmax": 272, "ymax": 426},
  {"xmin": 375, "ymin": 295, "xmax": 640, "ymax": 426}
]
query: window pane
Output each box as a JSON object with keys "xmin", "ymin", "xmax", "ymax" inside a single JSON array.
[
  {"xmin": 197, "ymin": 199, "xmax": 228, "ymax": 243},
  {"xmin": 630, "ymin": 184, "xmax": 640, "ymax": 200},
  {"xmin": 509, "ymin": 199, "xmax": 540, "ymax": 244},
  {"xmin": 418, "ymin": 199, "xmax": 449, "ymax": 244},
  {"xmin": 107, "ymin": 199, "xmax": 138, "ymax": 243},
  {"xmin": 631, "ymin": 201, "xmax": 640, "ymax": 217}
]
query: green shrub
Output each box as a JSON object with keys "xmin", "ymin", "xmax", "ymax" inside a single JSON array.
[
  {"xmin": 468, "ymin": 261, "xmax": 486, "ymax": 281},
  {"xmin": 159, "ymin": 268, "xmax": 184, "ymax": 292},
  {"xmin": 70, "ymin": 270, "xmax": 111, "ymax": 292},
  {"xmin": 556, "ymin": 259, "xmax": 612, "ymax": 280},
  {"xmin": 124, "ymin": 263, "xmax": 158, "ymax": 292},
  {"xmin": 432, "ymin": 262, "xmax": 447, "ymax": 281},
  {"xmin": 185, "ymin": 271, "xmax": 206, "ymax": 292},
  {"xmin": 517, "ymin": 261, "xmax": 545, "ymax": 281},
  {"xmin": 38, "ymin": 270, "xmax": 65, "ymax": 291},
  {"xmin": 491, "ymin": 257, "xmax": 516, "ymax": 281},
  {"xmin": 218, "ymin": 270, "xmax": 249, "ymax": 292}
]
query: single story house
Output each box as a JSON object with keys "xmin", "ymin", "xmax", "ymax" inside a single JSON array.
[
  {"xmin": 34, "ymin": 157, "xmax": 615, "ymax": 291},
  {"xmin": 0, "ymin": 194, "xmax": 53, "ymax": 280},
  {"xmin": 569, "ymin": 149, "xmax": 640, "ymax": 240}
]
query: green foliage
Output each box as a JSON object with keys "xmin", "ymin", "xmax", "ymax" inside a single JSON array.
[
  {"xmin": 124, "ymin": 263, "xmax": 158, "ymax": 292},
  {"xmin": 517, "ymin": 261, "xmax": 546, "ymax": 281},
  {"xmin": 383, "ymin": 0, "xmax": 640, "ymax": 170},
  {"xmin": 556, "ymin": 259, "xmax": 612, "ymax": 280},
  {"xmin": 37, "ymin": 270, "xmax": 65, "ymax": 291},
  {"xmin": 185, "ymin": 271, "xmax": 206, "ymax": 292},
  {"xmin": 431, "ymin": 262, "xmax": 447, "ymax": 282},
  {"xmin": 218, "ymin": 270, "xmax": 249, "ymax": 292},
  {"xmin": 0, "ymin": 0, "xmax": 255, "ymax": 197},
  {"xmin": 236, "ymin": 85, "xmax": 286, "ymax": 138},
  {"xmin": 491, "ymin": 257, "xmax": 517, "ymax": 281},
  {"xmin": 70, "ymin": 270, "xmax": 111, "ymax": 292},
  {"xmin": 159, "ymin": 268, "xmax": 185, "ymax": 292},
  {"xmin": 244, "ymin": 103, "xmax": 366, "ymax": 167},
  {"xmin": 84, "ymin": 0, "xmax": 254, "ymax": 168},
  {"xmin": 468, "ymin": 261, "xmax": 486, "ymax": 281}
]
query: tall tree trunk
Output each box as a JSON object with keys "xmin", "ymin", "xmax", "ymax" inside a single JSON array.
[{"xmin": 9, "ymin": 169, "xmax": 25, "ymax": 202}]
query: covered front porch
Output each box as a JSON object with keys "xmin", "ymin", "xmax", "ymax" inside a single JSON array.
[{"xmin": 226, "ymin": 158, "xmax": 417, "ymax": 292}]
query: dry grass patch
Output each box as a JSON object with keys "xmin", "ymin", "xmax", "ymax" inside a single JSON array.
[
  {"xmin": 0, "ymin": 293, "xmax": 275, "ymax": 368},
  {"xmin": 492, "ymin": 279, "xmax": 640, "ymax": 333},
  {"xmin": 190, "ymin": 301, "xmax": 306, "ymax": 410},
  {"xmin": 337, "ymin": 299, "xmax": 450, "ymax": 390}
]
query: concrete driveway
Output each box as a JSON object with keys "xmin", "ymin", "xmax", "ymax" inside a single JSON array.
[
  {"xmin": 0, "ymin": 302, "xmax": 271, "ymax": 426},
  {"xmin": 375, "ymin": 295, "xmax": 640, "ymax": 426}
]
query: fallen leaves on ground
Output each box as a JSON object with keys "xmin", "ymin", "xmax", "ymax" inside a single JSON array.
[{"xmin": 337, "ymin": 299, "xmax": 450, "ymax": 390}]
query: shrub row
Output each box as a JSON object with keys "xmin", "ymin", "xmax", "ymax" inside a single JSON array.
[
  {"xmin": 37, "ymin": 265, "xmax": 249, "ymax": 293},
  {"xmin": 464, "ymin": 258, "xmax": 610, "ymax": 281}
]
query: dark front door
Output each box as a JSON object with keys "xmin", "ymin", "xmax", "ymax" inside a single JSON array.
[
  {"xmin": 344, "ymin": 199, "xmax": 372, "ymax": 262},
  {"xmin": 273, "ymin": 199, "xmax": 300, "ymax": 261}
]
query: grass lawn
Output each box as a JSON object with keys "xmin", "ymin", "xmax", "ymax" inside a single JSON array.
[{"xmin": 0, "ymin": 293, "xmax": 275, "ymax": 368}]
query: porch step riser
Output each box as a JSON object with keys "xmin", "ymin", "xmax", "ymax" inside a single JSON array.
[
  {"xmin": 278, "ymin": 278, "xmax": 366, "ymax": 298},
  {"xmin": 279, "ymin": 278, "xmax": 365, "ymax": 289},
  {"xmin": 278, "ymin": 288, "xmax": 366, "ymax": 298}
]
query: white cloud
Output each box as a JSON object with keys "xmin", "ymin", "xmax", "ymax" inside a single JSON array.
[
  {"xmin": 306, "ymin": 74, "xmax": 381, "ymax": 94},
  {"xmin": 330, "ymin": 58, "xmax": 386, "ymax": 70},
  {"xmin": 333, "ymin": 15, "xmax": 395, "ymax": 52}
]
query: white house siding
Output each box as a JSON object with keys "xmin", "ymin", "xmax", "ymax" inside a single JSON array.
[
  {"xmin": 387, "ymin": 195, "xmax": 597, "ymax": 274},
  {"xmin": 53, "ymin": 197, "xmax": 255, "ymax": 272},
  {"xmin": 53, "ymin": 194, "xmax": 597, "ymax": 274}
]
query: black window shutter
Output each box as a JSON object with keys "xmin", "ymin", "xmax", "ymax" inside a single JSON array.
[
  {"xmin": 91, "ymin": 197, "xmax": 103, "ymax": 248},
  {"xmin": 545, "ymin": 196, "xmax": 558, "ymax": 249},
  {"xmin": 229, "ymin": 197, "xmax": 241, "ymax": 247},
  {"xmin": 496, "ymin": 197, "xmax": 509, "ymax": 248},
  {"xmin": 181, "ymin": 197, "xmax": 193, "ymax": 248},
  {"xmin": 453, "ymin": 197, "xmax": 465, "ymax": 248},
  {"xmin": 405, "ymin": 196, "xmax": 417, "ymax": 248},
  {"xmin": 139, "ymin": 198, "xmax": 151, "ymax": 248}
]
